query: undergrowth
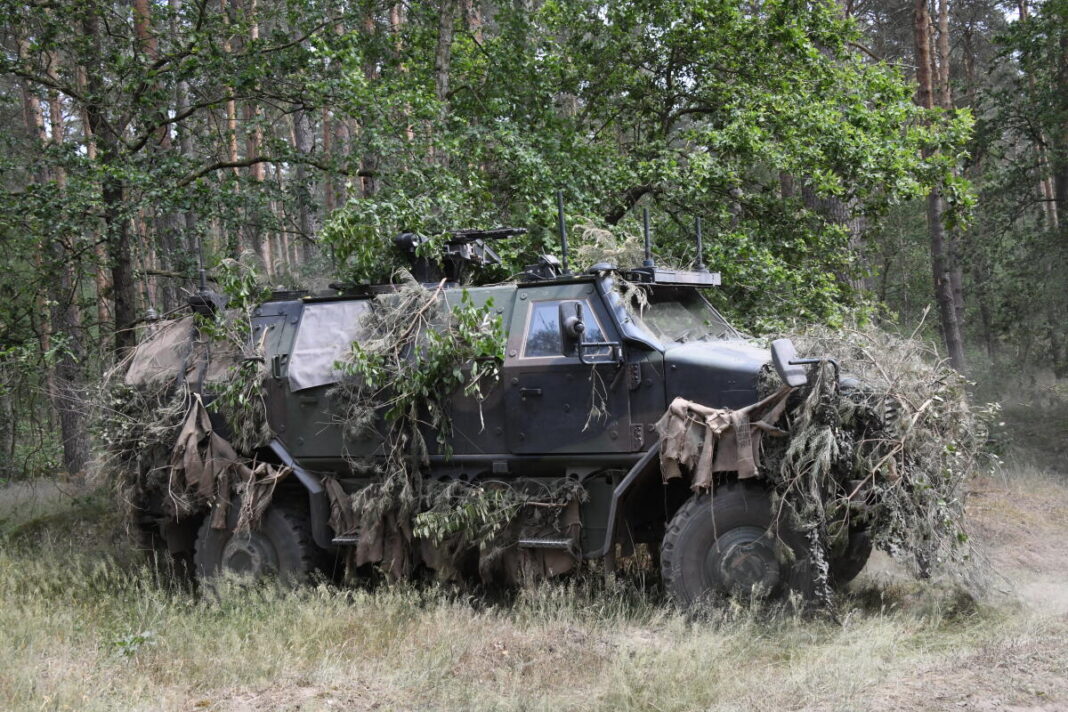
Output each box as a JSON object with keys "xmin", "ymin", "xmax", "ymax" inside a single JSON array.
[
  {"xmin": 754, "ymin": 322, "xmax": 1000, "ymax": 603},
  {"xmin": 0, "ymin": 476, "xmax": 1060, "ymax": 712}
]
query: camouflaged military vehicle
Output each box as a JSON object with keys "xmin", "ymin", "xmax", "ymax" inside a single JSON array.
[{"xmin": 120, "ymin": 216, "xmax": 872, "ymax": 606}]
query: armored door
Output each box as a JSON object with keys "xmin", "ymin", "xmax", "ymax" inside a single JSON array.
[{"xmin": 503, "ymin": 284, "xmax": 634, "ymax": 454}]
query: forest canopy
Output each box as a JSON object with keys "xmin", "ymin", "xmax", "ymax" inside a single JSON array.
[{"xmin": 0, "ymin": 0, "xmax": 1065, "ymax": 479}]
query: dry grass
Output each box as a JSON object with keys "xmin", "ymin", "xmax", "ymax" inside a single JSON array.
[{"xmin": 2, "ymin": 454, "xmax": 1067, "ymax": 711}]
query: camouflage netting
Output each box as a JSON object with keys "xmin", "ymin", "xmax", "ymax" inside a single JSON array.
[
  {"xmin": 325, "ymin": 272, "xmax": 587, "ymax": 584},
  {"xmin": 324, "ymin": 475, "xmax": 587, "ymax": 584},
  {"xmin": 657, "ymin": 322, "xmax": 992, "ymax": 600},
  {"xmin": 94, "ymin": 311, "xmax": 284, "ymax": 542},
  {"xmin": 572, "ymin": 222, "xmax": 647, "ymax": 269}
]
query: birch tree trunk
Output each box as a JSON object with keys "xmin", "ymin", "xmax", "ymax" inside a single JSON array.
[{"xmin": 292, "ymin": 108, "xmax": 320, "ymax": 262}]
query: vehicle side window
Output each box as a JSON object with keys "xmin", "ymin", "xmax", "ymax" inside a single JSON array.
[
  {"xmin": 523, "ymin": 299, "xmax": 605, "ymax": 358},
  {"xmin": 288, "ymin": 300, "xmax": 373, "ymax": 391}
]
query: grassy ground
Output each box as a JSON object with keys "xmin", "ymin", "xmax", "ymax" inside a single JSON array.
[{"xmin": 2, "ymin": 415, "xmax": 1067, "ymax": 710}]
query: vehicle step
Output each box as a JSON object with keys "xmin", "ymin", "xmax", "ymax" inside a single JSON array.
[
  {"xmin": 517, "ymin": 538, "xmax": 572, "ymax": 550},
  {"xmin": 331, "ymin": 535, "xmax": 359, "ymax": 546}
]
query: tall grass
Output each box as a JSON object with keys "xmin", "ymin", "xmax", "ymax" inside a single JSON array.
[{"xmin": 1, "ymin": 469, "xmax": 1066, "ymax": 711}]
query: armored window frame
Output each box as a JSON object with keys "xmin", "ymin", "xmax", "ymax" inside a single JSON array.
[{"xmin": 519, "ymin": 298, "xmax": 607, "ymax": 360}]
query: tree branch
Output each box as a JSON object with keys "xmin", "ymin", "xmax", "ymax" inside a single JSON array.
[
  {"xmin": 605, "ymin": 184, "xmax": 658, "ymax": 225},
  {"xmin": 176, "ymin": 155, "xmax": 374, "ymax": 187},
  {"xmin": 848, "ymin": 40, "xmax": 882, "ymax": 62}
]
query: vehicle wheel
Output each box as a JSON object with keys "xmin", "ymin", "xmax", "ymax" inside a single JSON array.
[
  {"xmin": 660, "ymin": 481, "xmax": 813, "ymax": 607},
  {"xmin": 828, "ymin": 527, "xmax": 872, "ymax": 587},
  {"xmin": 194, "ymin": 501, "xmax": 324, "ymax": 586}
]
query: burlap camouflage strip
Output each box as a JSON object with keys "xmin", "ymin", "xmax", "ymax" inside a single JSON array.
[
  {"xmin": 168, "ymin": 394, "xmax": 290, "ymax": 530},
  {"xmin": 323, "ymin": 476, "xmax": 583, "ymax": 584},
  {"xmin": 323, "ymin": 476, "xmax": 358, "ymax": 536},
  {"xmin": 655, "ymin": 386, "xmax": 793, "ymax": 489}
]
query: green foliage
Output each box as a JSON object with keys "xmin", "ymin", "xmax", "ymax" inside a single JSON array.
[
  {"xmin": 413, "ymin": 483, "xmax": 523, "ymax": 551},
  {"xmin": 339, "ymin": 283, "xmax": 504, "ymax": 456},
  {"xmin": 327, "ymin": 280, "xmax": 509, "ymax": 578},
  {"xmin": 320, "ymin": 0, "xmax": 972, "ymax": 330},
  {"xmin": 413, "ymin": 478, "xmax": 587, "ymax": 556},
  {"xmin": 955, "ymin": 0, "xmax": 1068, "ymax": 372},
  {"xmin": 321, "ymin": 183, "xmax": 496, "ymax": 286},
  {"xmin": 216, "ymin": 257, "xmax": 273, "ymax": 317},
  {"xmin": 108, "ymin": 630, "xmax": 158, "ymax": 659},
  {"xmin": 200, "ymin": 255, "xmax": 273, "ymax": 453}
]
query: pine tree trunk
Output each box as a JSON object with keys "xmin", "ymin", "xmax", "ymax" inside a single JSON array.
[
  {"xmin": 322, "ymin": 107, "xmax": 334, "ymax": 215},
  {"xmin": 82, "ymin": 10, "xmax": 138, "ymax": 355},
  {"xmin": 236, "ymin": 0, "xmax": 267, "ymax": 284},
  {"xmin": 19, "ymin": 63, "xmax": 89, "ymax": 478},
  {"xmin": 435, "ymin": 0, "xmax": 457, "ymax": 104},
  {"xmin": 359, "ymin": 9, "xmax": 379, "ymax": 197},
  {"xmin": 914, "ymin": 0, "xmax": 966, "ymax": 371},
  {"xmin": 0, "ymin": 366, "xmax": 13, "ymax": 478},
  {"xmin": 168, "ymin": 0, "xmax": 201, "ymax": 280},
  {"xmin": 134, "ymin": 0, "xmax": 182, "ymax": 310},
  {"xmin": 75, "ymin": 66, "xmax": 112, "ymax": 346},
  {"xmin": 1053, "ymin": 31, "xmax": 1068, "ymax": 228}
]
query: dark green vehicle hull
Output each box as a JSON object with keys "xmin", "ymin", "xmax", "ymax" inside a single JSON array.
[{"xmin": 247, "ymin": 274, "xmax": 769, "ymax": 561}]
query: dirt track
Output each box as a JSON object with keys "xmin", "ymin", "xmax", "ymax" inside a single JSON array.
[{"xmin": 854, "ymin": 467, "xmax": 1068, "ymax": 712}]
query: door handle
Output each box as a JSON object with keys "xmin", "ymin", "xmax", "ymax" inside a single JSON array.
[
  {"xmin": 519, "ymin": 387, "xmax": 543, "ymax": 397},
  {"xmin": 271, "ymin": 353, "xmax": 288, "ymax": 379}
]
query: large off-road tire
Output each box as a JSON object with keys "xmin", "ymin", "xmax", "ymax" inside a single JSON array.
[
  {"xmin": 194, "ymin": 501, "xmax": 324, "ymax": 586},
  {"xmin": 660, "ymin": 481, "xmax": 813, "ymax": 607}
]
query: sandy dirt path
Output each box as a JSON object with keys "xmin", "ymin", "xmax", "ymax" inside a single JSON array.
[{"xmin": 858, "ymin": 468, "xmax": 1068, "ymax": 712}]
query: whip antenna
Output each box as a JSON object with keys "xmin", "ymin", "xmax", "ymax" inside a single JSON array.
[
  {"xmin": 642, "ymin": 206, "xmax": 654, "ymax": 267},
  {"xmin": 556, "ymin": 190, "xmax": 569, "ymax": 274}
]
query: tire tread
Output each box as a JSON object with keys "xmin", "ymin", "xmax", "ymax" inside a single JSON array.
[{"xmin": 193, "ymin": 500, "xmax": 327, "ymax": 583}]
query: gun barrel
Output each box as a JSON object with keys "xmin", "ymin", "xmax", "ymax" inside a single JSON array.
[{"xmin": 447, "ymin": 227, "xmax": 528, "ymax": 243}]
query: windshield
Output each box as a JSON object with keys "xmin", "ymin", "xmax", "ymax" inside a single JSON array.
[{"xmin": 631, "ymin": 288, "xmax": 739, "ymax": 344}]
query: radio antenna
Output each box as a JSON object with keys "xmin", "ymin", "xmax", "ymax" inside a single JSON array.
[
  {"xmin": 556, "ymin": 190, "xmax": 569, "ymax": 274},
  {"xmin": 642, "ymin": 206, "xmax": 654, "ymax": 267},
  {"xmin": 695, "ymin": 216, "xmax": 704, "ymax": 270}
]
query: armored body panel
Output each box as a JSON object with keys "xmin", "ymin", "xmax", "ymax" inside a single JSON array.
[
  {"xmin": 239, "ymin": 268, "xmax": 773, "ymax": 559},
  {"xmin": 251, "ymin": 276, "xmax": 766, "ymax": 471}
]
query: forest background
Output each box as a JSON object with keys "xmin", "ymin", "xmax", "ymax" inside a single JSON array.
[{"xmin": 0, "ymin": 0, "xmax": 1064, "ymax": 480}]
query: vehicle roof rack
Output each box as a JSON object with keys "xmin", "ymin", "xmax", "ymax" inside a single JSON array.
[{"xmin": 621, "ymin": 266, "xmax": 721, "ymax": 287}]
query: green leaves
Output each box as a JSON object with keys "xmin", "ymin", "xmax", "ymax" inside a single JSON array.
[
  {"xmin": 320, "ymin": 0, "xmax": 970, "ymax": 330},
  {"xmin": 337, "ymin": 285, "xmax": 504, "ymax": 455}
]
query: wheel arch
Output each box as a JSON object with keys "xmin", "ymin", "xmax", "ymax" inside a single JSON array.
[
  {"xmin": 587, "ymin": 441, "xmax": 774, "ymax": 560},
  {"xmin": 263, "ymin": 438, "xmax": 336, "ymax": 551}
]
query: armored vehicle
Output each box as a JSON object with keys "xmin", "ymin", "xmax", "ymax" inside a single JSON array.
[{"xmin": 125, "ymin": 216, "xmax": 872, "ymax": 605}]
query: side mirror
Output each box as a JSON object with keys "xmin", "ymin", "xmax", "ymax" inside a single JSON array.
[
  {"xmin": 770, "ymin": 338, "xmax": 809, "ymax": 387},
  {"xmin": 558, "ymin": 300, "xmax": 586, "ymax": 356}
]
